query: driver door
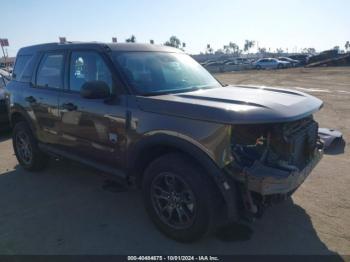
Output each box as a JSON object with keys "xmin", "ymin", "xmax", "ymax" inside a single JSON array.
[{"xmin": 58, "ymin": 50, "xmax": 127, "ymax": 167}]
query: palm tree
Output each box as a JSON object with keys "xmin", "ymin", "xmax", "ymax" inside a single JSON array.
[
  {"xmin": 206, "ymin": 44, "xmax": 213, "ymax": 54},
  {"xmin": 223, "ymin": 45, "xmax": 230, "ymax": 54},
  {"xmin": 276, "ymin": 48, "xmax": 284, "ymax": 54},
  {"xmin": 258, "ymin": 47, "xmax": 267, "ymax": 54},
  {"xmin": 345, "ymin": 41, "xmax": 350, "ymax": 52},
  {"xmin": 243, "ymin": 40, "xmax": 255, "ymax": 53},
  {"xmin": 126, "ymin": 35, "xmax": 136, "ymax": 43},
  {"xmin": 229, "ymin": 42, "xmax": 240, "ymax": 54},
  {"xmin": 302, "ymin": 48, "xmax": 316, "ymax": 54},
  {"xmin": 164, "ymin": 36, "xmax": 181, "ymax": 49}
]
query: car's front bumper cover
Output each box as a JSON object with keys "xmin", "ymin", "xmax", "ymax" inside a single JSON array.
[{"xmin": 226, "ymin": 148, "xmax": 323, "ymax": 195}]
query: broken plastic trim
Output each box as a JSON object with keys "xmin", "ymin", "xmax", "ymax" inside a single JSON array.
[{"xmin": 227, "ymin": 148, "xmax": 323, "ymax": 195}]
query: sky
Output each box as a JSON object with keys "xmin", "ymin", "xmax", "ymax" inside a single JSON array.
[{"xmin": 1, "ymin": 0, "xmax": 350, "ymax": 56}]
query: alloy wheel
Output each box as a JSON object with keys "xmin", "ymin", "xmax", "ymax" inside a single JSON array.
[{"xmin": 151, "ymin": 172, "xmax": 197, "ymax": 229}]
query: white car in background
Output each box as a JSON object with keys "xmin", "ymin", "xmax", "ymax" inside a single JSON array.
[
  {"xmin": 254, "ymin": 58, "xmax": 291, "ymax": 69},
  {"xmin": 278, "ymin": 57, "xmax": 300, "ymax": 67}
]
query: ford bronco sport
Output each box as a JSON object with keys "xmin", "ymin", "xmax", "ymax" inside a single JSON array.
[{"xmin": 5, "ymin": 42, "xmax": 324, "ymax": 242}]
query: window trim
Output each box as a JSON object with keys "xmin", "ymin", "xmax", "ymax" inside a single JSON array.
[
  {"xmin": 66, "ymin": 49, "xmax": 116, "ymax": 95},
  {"xmin": 34, "ymin": 51, "xmax": 66, "ymax": 90}
]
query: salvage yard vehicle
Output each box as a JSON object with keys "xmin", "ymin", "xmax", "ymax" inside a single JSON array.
[
  {"xmin": 288, "ymin": 54, "xmax": 310, "ymax": 65},
  {"xmin": 5, "ymin": 42, "xmax": 324, "ymax": 242},
  {"xmin": 254, "ymin": 58, "xmax": 290, "ymax": 69},
  {"xmin": 278, "ymin": 57, "xmax": 300, "ymax": 67}
]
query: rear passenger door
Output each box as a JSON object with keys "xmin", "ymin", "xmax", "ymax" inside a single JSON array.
[
  {"xmin": 58, "ymin": 50, "xmax": 127, "ymax": 167},
  {"xmin": 25, "ymin": 52, "xmax": 65, "ymax": 144}
]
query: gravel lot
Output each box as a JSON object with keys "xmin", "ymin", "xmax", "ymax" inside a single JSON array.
[{"xmin": 0, "ymin": 67, "xmax": 349, "ymax": 256}]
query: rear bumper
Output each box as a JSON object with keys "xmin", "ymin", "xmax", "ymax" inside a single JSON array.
[{"xmin": 226, "ymin": 149, "xmax": 323, "ymax": 196}]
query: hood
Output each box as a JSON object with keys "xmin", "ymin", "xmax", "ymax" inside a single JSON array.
[{"xmin": 136, "ymin": 85, "xmax": 323, "ymax": 124}]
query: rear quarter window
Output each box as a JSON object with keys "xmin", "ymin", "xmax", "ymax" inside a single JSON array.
[
  {"xmin": 36, "ymin": 53, "xmax": 64, "ymax": 89},
  {"xmin": 13, "ymin": 55, "xmax": 35, "ymax": 82}
]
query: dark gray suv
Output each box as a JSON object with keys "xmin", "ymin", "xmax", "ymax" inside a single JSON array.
[{"xmin": 5, "ymin": 42, "xmax": 324, "ymax": 242}]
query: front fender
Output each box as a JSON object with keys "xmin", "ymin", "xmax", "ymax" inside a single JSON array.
[{"xmin": 127, "ymin": 132, "xmax": 238, "ymax": 221}]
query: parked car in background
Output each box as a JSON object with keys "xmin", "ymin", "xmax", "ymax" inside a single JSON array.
[
  {"xmin": 5, "ymin": 42, "xmax": 324, "ymax": 242},
  {"xmin": 235, "ymin": 58, "xmax": 251, "ymax": 65},
  {"xmin": 278, "ymin": 57, "xmax": 300, "ymax": 67},
  {"xmin": 253, "ymin": 58, "xmax": 290, "ymax": 69},
  {"xmin": 205, "ymin": 61, "xmax": 224, "ymax": 67},
  {"xmin": 288, "ymin": 54, "xmax": 310, "ymax": 65}
]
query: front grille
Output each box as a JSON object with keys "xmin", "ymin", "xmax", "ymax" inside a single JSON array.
[
  {"xmin": 273, "ymin": 118, "xmax": 318, "ymax": 170},
  {"xmin": 230, "ymin": 116, "xmax": 319, "ymax": 170}
]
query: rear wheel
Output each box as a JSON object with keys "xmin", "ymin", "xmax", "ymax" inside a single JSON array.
[
  {"xmin": 142, "ymin": 153, "xmax": 221, "ymax": 242},
  {"xmin": 13, "ymin": 121, "xmax": 48, "ymax": 171}
]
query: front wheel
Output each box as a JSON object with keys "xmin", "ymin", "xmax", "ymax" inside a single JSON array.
[
  {"xmin": 13, "ymin": 121, "xmax": 48, "ymax": 171},
  {"xmin": 277, "ymin": 63, "xmax": 283, "ymax": 69},
  {"xmin": 142, "ymin": 153, "xmax": 221, "ymax": 242}
]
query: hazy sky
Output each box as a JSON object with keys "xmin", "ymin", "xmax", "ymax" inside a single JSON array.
[{"xmin": 1, "ymin": 0, "xmax": 350, "ymax": 56}]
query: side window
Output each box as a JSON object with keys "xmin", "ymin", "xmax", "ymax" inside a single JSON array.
[
  {"xmin": 36, "ymin": 53, "xmax": 64, "ymax": 89},
  {"xmin": 13, "ymin": 55, "xmax": 33, "ymax": 81},
  {"xmin": 69, "ymin": 51, "xmax": 113, "ymax": 93}
]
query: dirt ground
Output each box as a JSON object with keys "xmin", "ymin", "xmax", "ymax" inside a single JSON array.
[{"xmin": 0, "ymin": 67, "xmax": 349, "ymax": 256}]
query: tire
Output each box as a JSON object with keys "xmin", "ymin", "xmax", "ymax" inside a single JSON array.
[
  {"xmin": 142, "ymin": 153, "xmax": 221, "ymax": 242},
  {"xmin": 13, "ymin": 121, "xmax": 48, "ymax": 171},
  {"xmin": 256, "ymin": 65, "xmax": 262, "ymax": 70},
  {"xmin": 277, "ymin": 63, "xmax": 283, "ymax": 69}
]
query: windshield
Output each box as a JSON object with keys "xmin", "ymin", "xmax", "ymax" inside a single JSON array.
[{"xmin": 113, "ymin": 52, "xmax": 221, "ymax": 95}]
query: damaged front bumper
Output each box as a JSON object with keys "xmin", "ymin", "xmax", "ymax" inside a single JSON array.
[{"xmin": 226, "ymin": 148, "xmax": 323, "ymax": 196}]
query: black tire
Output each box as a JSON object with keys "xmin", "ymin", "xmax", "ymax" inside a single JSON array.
[
  {"xmin": 142, "ymin": 153, "xmax": 221, "ymax": 242},
  {"xmin": 13, "ymin": 121, "xmax": 48, "ymax": 171},
  {"xmin": 256, "ymin": 65, "xmax": 262, "ymax": 70},
  {"xmin": 277, "ymin": 63, "xmax": 283, "ymax": 69}
]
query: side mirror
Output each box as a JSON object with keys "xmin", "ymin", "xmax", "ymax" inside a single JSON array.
[{"xmin": 80, "ymin": 81, "xmax": 110, "ymax": 99}]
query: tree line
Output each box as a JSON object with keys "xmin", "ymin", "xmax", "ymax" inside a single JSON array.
[{"xmin": 123, "ymin": 35, "xmax": 350, "ymax": 55}]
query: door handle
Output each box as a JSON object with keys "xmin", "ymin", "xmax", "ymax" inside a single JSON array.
[
  {"xmin": 61, "ymin": 103, "xmax": 77, "ymax": 111},
  {"xmin": 25, "ymin": 96, "xmax": 36, "ymax": 103}
]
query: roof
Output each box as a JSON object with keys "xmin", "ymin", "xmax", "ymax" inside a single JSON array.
[{"xmin": 17, "ymin": 42, "xmax": 182, "ymax": 55}]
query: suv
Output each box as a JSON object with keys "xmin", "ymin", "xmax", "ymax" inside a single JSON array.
[{"xmin": 5, "ymin": 42, "xmax": 324, "ymax": 242}]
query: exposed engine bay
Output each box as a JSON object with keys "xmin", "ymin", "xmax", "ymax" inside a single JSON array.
[
  {"xmin": 231, "ymin": 116, "xmax": 321, "ymax": 173},
  {"xmin": 227, "ymin": 116, "xmax": 324, "ymax": 217}
]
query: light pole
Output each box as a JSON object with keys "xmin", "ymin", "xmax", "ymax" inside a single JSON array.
[{"xmin": 0, "ymin": 38, "xmax": 8, "ymax": 67}]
